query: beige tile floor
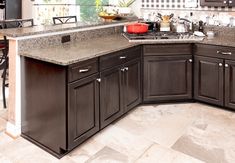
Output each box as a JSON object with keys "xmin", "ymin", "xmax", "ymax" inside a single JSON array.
[{"xmin": 0, "ymin": 102, "xmax": 235, "ymax": 163}]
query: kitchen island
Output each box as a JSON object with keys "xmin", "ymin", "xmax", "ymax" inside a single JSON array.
[{"xmin": 1, "ymin": 18, "xmax": 235, "ymax": 157}]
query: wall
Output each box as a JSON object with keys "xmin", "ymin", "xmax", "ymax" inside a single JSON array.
[
  {"xmin": 131, "ymin": 0, "xmax": 235, "ymax": 26},
  {"xmin": 22, "ymin": 0, "xmax": 33, "ymax": 19}
]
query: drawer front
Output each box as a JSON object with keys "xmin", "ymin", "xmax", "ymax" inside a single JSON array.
[
  {"xmin": 144, "ymin": 44, "xmax": 192, "ymax": 56},
  {"xmin": 68, "ymin": 58, "xmax": 98, "ymax": 82},
  {"xmin": 195, "ymin": 44, "xmax": 235, "ymax": 60},
  {"xmin": 100, "ymin": 46, "xmax": 141, "ymax": 71}
]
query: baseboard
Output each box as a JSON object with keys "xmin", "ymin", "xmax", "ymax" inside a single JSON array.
[{"xmin": 6, "ymin": 122, "xmax": 21, "ymax": 138}]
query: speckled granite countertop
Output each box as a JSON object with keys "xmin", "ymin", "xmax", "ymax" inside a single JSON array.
[
  {"xmin": 0, "ymin": 17, "xmax": 137, "ymax": 38},
  {"xmin": 200, "ymin": 36, "xmax": 235, "ymax": 47},
  {"xmin": 20, "ymin": 34, "xmax": 138, "ymax": 66},
  {"xmin": 20, "ymin": 34, "xmax": 235, "ymax": 66}
]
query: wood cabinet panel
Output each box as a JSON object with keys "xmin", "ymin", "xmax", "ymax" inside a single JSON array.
[
  {"xmin": 194, "ymin": 56, "xmax": 224, "ymax": 106},
  {"xmin": 200, "ymin": 0, "xmax": 227, "ymax": 6},
  {"xmin": 225, "ymin": 60, "xmax": 235, "ymax": 109},
  {"xmin": 68, "ymin": 58, "xmax": 98, "ymax": 82},
  {"xmin": 144, "ymin": 55, "xmax": 192, "ymax": 102},
  {"xmin": 21, "ymin": 57, "xmax": 67, "ymax": 156},
  {"xmin": 195, "ymin": 44, "xmax": 235, "ymax": 60},
  {"xmin": 100, "ymin": 46, "xmax": 141, "ymax": 71},
  {"xmin": 68, "ymin": 74, "xmax": 99, "ymax": 150},
  {"xmin": 100, "ymin": 67, "xmax": 123, "ymax": 129},
  {"xmin": 144, "ymin": 44, "xmax": 191, "ymax": 56},
  {"xmin": 123, "ymin": 59, "xmax": 142, "ymax": 113}
]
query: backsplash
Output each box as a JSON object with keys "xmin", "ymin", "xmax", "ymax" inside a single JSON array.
[
  {"xmin": 141, "ymin": 0, "xmax": 235, "ymax": 11},
  {"xmin": 18, "ymin": 26, "xmax": 122, "ymax": 52}
]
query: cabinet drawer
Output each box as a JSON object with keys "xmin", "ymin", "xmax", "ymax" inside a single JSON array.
[
  {"xmin": 144, "ymin": 44, "xmax": 192, "ymax": 56},
  {"xmin": 68, "ymin": 58, "xmax": 98, "ymax": 82},
  {"xmin": 100, "ymin": 46, "xmax": 141, "ymax": 71},
  {"xmin": 195, "ymin": 44, "xmax": 235, "ymax": 60}
]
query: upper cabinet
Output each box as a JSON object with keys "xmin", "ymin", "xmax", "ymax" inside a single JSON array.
[{"xmin": 200, "ymin": 0, "xmax": 235, "ymax": 7}]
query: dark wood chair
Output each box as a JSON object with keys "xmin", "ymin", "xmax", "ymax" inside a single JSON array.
[
  {"xmin": 0, "ymin": 18, "xmax": 34, "ymax": 29},
  {"xmin": 52, "ymin": 16, "xmax": 77, "ymax": 25},
  {"xmin": 0, "ymin": 18, "xmax": 34, "ymax": 108}
]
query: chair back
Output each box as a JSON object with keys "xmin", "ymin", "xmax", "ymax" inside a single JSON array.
[
  {"xmin": 0, "ymin": 18, "xmax": 34, "ymax": 29},
  {"xmin": 52, "ymin": 16, "xmax": 77, "ymax": 25}
]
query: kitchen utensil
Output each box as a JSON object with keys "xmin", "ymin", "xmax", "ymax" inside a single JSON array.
[
  {"xmin": 206, "ymin": 31, "xmax": 215, "ymax": 39},
  {"xmin": 126, "ymin": 23, "xmax": 149, "ymax": 34}
]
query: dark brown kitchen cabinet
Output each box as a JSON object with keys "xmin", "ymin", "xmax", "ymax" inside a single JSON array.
[
  {"xmin": 68, "ymin": 74, "xmax": 99, "ymax": 150},
  {"xmin": 143, "ymin": 55, "xmax": 192, "ymax": 102},
  {"xmin": 123, "ymin": 59, "xmax": 141, "ymax": 113},
  {"xmin": 194, "ymin": 56, "xmax": 224, "ymax": 106},
  {"xmin": 100, "ymin": 67, "xmax": 123, "ymax": 129},
  {"xmin": 200, "ymin": 0, "xmax": 235, "ymax": 7},
  {"xmin": 100, "ymin": 46, "xmax": 141, "ymax": 129},
  {"xmin": 21, "ymin": 57, "xmax": 100, "ymax": 158},
  {"xmin": 225, "ymin": 60, "xmax": 235, "ymax": 109}
]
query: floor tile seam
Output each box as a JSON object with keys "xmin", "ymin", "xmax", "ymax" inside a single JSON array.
[{"xmin": 132, "ymin": 143, "xmax": 157, "ymax": 163}]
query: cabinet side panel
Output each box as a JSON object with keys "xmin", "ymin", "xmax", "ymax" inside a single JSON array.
[{"xmin": 21, "ymin": 57, "xmax": 67, "ymax": 155}]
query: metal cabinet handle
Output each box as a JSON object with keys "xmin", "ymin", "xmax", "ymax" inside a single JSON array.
[
  {"xmin": 225, "ymin": 64, "xmax": 229, "ymax": 68},
  {"xmin": 119, "ymin": 56, "xmax": 127, "ymax": 59},
  {"xmin": 219, "ymin": 63, "xmax": 223, "ymax": 67},
  {"xmin": 189, "ymin": 59, "xmax": 193, "ymax": 63},
  {"xmin": 96, "ymin": 78, "xmax": 101, "ymax": 82},
  {"xmin": 79, "ymin": 68, "xmax": 90, "ymax": 73},
  {"xmin": 217, "ymin": 50, "xmax": 232, "ymax": 55}
]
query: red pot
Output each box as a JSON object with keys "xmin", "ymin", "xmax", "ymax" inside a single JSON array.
[{"xmin": 126, "ymin": 23, "xmax": 148, "ymax": 34}]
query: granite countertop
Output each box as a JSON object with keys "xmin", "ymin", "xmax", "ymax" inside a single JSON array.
[
  {"xmin": 20, "ymin": 34, "xmax": 235, "ymax": 66},
  {"xmin": 0, "ymin": 17, "xmax": 138, "ymax": 38},
  {"xmin": 20, "ymin": 34, "xmax": 138, "ymax": 66},
  {"xmin": 200, "ymin": 36, "xmax": 235, "ymax": 47}
]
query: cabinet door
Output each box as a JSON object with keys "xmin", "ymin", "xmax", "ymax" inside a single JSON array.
[
  {"xmin": 123, "ymin": 59, "xmax": 141, "ymax": 113},
  {"xmin": 143, "ymin": 55, "xmax": 192, "ymax": 102},
  {"xmin": 194, "ymin": 56, "xmax": 224, "ymax": 106},
  {"xmin": 68, "ymin": 74, "xmax": 99, "ymax": 150},
  {"xmin": 225, "ymin": 60, "xmax": 235, "ymax": 109},
  {"xmin": 100, "ymin": 67, "xmax": 123, "ymax": 129},
  {"xmin": 200, "ymin": 0, "xmax": 227, "ymax": 6}
]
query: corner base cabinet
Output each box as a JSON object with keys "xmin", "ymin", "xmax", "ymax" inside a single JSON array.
[{"xmin": 143, "ymin": 44, "xmax": 193, "ymax": 102}]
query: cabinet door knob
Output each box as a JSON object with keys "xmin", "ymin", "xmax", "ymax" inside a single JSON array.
[
  {"xmin": 225, "ymin": 64, "xmax": 229, "ymax": 68},
  {"xmin": 189, "ymin": 59, "xmax": 193, "ymax": 63},
  {"xmin": 219, "ymin": 63, "xmax": 223, "ymax": 67},
  {"xmin": 224, "ymin": 0, "xmax": 227, "ymax": 3},
  {"xmin": 125, "ymin": 67, "xmax": 129, "ymax": 71},
  {"xmin": 229, "ymin": 0, "xmax": 232, "ymax": 3},
  {"xmin": 119, "ymin": 56, "xmax": 127, "ymax": 59},
  {"xmin": 121, "ymin": 68, "xmax": 125, "ymax": 72},
  {"xmin": 96, "ymin": 78, "xmax": 101, "ymax": 82}
]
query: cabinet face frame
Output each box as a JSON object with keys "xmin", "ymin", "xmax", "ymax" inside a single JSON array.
[{"xmin": 194, "ymin": 56, "xmax": 224, "ymax": 106}]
